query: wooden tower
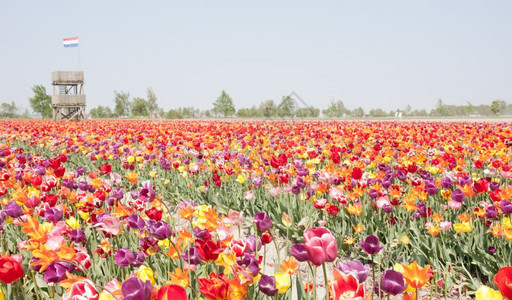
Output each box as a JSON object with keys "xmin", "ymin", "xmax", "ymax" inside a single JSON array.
[{"xmin": 51, "ymin": 71, "xmax": 86, "ymax": 121}]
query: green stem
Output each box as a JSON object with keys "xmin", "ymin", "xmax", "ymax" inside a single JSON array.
[
  {"xmin": 31, "ymin": 270, "xmax": 41, "ymax": 300},
  {"xmin": 313, "ymin": 265, "xmax": 317, "ymax": 300},
  {"xmin": 371, "ymin": 255, "xmax": 375, "ymax": 300},
  {"xmin": 322, "ymin": 262, "xmax": 329, "ymax": 300},
  {"xmin": 272, "ymin": 233, "xmax": 281, "ymax": 265}
]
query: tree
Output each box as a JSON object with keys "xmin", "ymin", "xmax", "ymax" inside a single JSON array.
[
  {"xmin": 89, "ymin": 105, "xmax": 113, "ymax": 119},
  {"xmin": 404, "ymin": 104, "xmax": 412, "ymax": 116},
  {"xmin": 146, "ymin": 88, "xmax": 159, "ymax": 117},
  {"xmin": 369, "ymin": 108, "xmax": 388, "ymax": 117},
  {"xmin": 0, "ymin": 101, "xmax": 17, "ymax": 118},
  {"xmin": 259, "ymin": 100, "xmax": 277, "ymax": 119},
  {"xmin": 166, "ymin": 109, "xmax": 184, "ymax": 119},
  {"xmin": 432, "ymin": 98, "xmax": 447, "ymax": 116},
  {"xmin": 322, "ymin": 100, "xmax": 347, "ymax": 118},
  {"xmin": 29, "ymin": 85, "xmax": 52, "ymax": 118},
  {"xmin": 213, "ymin": 90, "xmax": 235, "ymax": 117},
  {"xmin": 131, "ymin": 97, "xmax": 149, "ymax": 117},
  {"xmin": 465, "ymin": 101, "xmax": 475, "ymax": 116},
  {"xmin": 352, "ymin": 107, "xmax": 365, "ymax": 117},
  {"xmin": 277, "ymin": 96, "xmax": 295, "ymax": 118},
  {"xmin": 490, "ymin": 99, "xmax": 505, "ymax": 115},
  {"xmin": 113, "ymin": 91, "xmax": 131, "ymax": 117}
]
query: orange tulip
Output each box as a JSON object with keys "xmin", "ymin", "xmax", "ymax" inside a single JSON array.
[{"xmin": 401, "ymin": 261, "xmax": 431, "ymax": 289}]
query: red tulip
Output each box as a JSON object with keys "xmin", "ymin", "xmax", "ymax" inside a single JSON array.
[
  {"xmin": 0, "ymin": 253, "xmax": 24, "ymax": 284},
  {"xmin": 229, "ymin": 239, "xmax": 248, "ymax": 257},
  {"xmin": 303, "ymin": 227, "xmax": 338, "ymax": 265},
  {"xmin": 330, "ymin": 268, "xmax": 366, "ymax": 299},
  {"xmin": 352, "ymin": 167, "xmax": 363, "ymax": 180},
  {"xmin": 195, "ymin": 238, "xmax": 223, "ymax": 262},
  {"xmin": 99, "ymin": 163, "xmax": 112, "ymax": 175},
  {"xmin": 474, "ymin": 178, "xmax": 489, "ymax": 193},
  {"xmin": 494, "ymin": 266, "xmax": 512, "ymax": 300},
  {"xmin": 198, "ymin": 272, "xmax": 229, "ymax": 300},
  {"xmin": 157, "ymin": 285, "xmax": 187, "ymax": 300}
]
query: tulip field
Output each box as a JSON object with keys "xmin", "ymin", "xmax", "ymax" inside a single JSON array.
[{"xmin": 1, "ymin": 119, "xmax": 512, "ymax": 300}]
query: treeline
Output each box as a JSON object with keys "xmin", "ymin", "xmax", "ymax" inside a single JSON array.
[
  {"xmin": 2, "ymin": 86, "xmax": 511, "ymax": 119},
  {"xmin": 0, "ymin": 101, "xmax": 30, "ymax": 118},
  {"xmin": 89, "ymin": 90, "xmax": 512, "ymax": 119}
]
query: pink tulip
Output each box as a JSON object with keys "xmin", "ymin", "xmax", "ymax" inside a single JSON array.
[{"xmin": 303, "ymin": 227, "xmax": 338, "ymax": 265}]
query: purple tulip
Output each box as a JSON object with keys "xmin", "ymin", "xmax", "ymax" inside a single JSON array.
[
  {"xmin": 78, "ymin": 181, "xmax": 89, "ymax": 191},
  {"xmin": 382, "ymin": 205, "xmax": 393, "ymax": 213},
  {"xmin": 425, "ymin": 183, "xmax": 438, "ymax": 195},
  {"xmin": 490, "ymin": 181, "xmax": 500, "ymax": 191},
  {"xmin": 291, "ymin": 185, "xmax": 301, "ymax": 195},
  {"xmin": 75, "ymin": 166, "xmax": 85, "ymax": 176},
  {"xmin": 458, "ymin": 175, "xmax": 473, "ymax": 187},
  {"xmin": 35, "ymin": 165, "xmax": 46, "ymax": 175},
  {"xmin": 337, "ymin": 260, "xmax": 370, "ymax": 283},
  {"xmin": 149, "ymin": 221, "xmax": 172, "ymax": 240},
  {"xmin": 106, "ymin": 196, "xmax": 116, "ymax": 206},
  {"xmin": 181, "ymin": 247, "xmax": 202, "ymax": 265},
  {"xmin": 193, "ymin": 227, "xmax": 209, "ymax": 239},
  {"xmin": 126, "ymin": 214, "xmax": 145, "ymax": 230},
  {"xmin": 486, "ymin": 206, "xmax": 498, "ymax": 219},
  {"xmin": 43, "ymin": 262, "xmax": 74, "ymax": 283},
  {"xmin": 360, "ymin": 235, "xmax": 383, "ymax": 255},
  {"xmin": 114, "ymin": 248, "xmax": 135, "ymax": 267},
  {"xmin": 397, "ymin": 170, "xmax": 406, "ymax": 181},
  {"xmin": 290, "ymin": 244, "xmax": 310, "ymax": 262},
  {"xmin": 3, "ymin": 201, "xmax": 22, "ymax": 218},
  {"xmin": 139, "ymin": 180, "xmax": 155, "ymax": 202},
  {"xmin": 258, "ymin": 274, "xmax": 278, "ymax": 296},
  {"xmin": 500, "ymin": 200, "xmax": 512, "ymax": 214},
  {"xmin": 380, "ymin": 269, "xmax": 408, "ymax": 295},
  {"xmin": 245, "ymin": 235, "xmax": 262, "ymax": 253},
  {"xmin": 488, "ymin": 246, "xmax": 497, "ymax": 255},
  {"xmin": 451, "ymin": 189, "xmax": 465, "ymax": 202},
  {"xmin": 253, "ymin": 212, "xmax": 272, "ymax": 232},
  {"xmin": 44, "ymin": 208, "xmax": 63, "ymax": 222},
  {"xmin": 70, "ymin": 229, "xmax": 86, "ymax": 243},
  {"xmin": 61, "ymin": 179, "xmax": 75, "ymax": 189},
  {"xmin": 122, "ymin": 277, "xmax": 152, "ymax": 300},
  {"xmin": 237, "ymin": 253, "xmax": 260, "ymax": 276},
  {"xmin": 131, "ymin": 252, "xmax": 146, "ymax": 267},
  {"xmin": 440, "ymin": 176, "xmax": 453, "ymax": 189},
  {"xmin": 112, "ymin": 188, "xmax": 124, "ymax": 200}
]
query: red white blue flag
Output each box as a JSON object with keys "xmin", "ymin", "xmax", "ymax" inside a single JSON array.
[{"xmin": 63, "ymin": 36, "xmax": 79, "ymax": 47}]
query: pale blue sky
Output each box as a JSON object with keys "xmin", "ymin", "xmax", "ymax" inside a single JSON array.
[{"xmin": 1, "ymin": 1, "xmax": 511, "ymax": 112}]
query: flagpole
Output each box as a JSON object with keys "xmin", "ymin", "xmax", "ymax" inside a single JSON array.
[{"xmin": 78, "ymin": 46, "xmax": 82, "ymax": 71}]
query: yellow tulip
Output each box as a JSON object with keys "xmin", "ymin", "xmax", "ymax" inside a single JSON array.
[
  {"xmin": 400, "ymin": 235, "xmax": 410, "ymax": 245},
  {"xmin": 275, "ymin": 272, "xmax": 290, "ymax": 294},
  {"xmin": 475, "ymin": 285, "xmax": 502, "ymax": 300},
  {"xmin": 41, "ymin": 222, "xmax": 53, "ymax": 232},
  {"xmin": 98, "ymin": 292, "xmax": 116, "ymax": 300},
  {"xmin": 65, "ymin": 216, "xmax": 80, "ymax": 230},
  {"xmin": 236, "ymin": 174, "xmax": 246, "ymax": 184},
  {"xmin": 453, "ymin": 221, "xmax": 472, "ymax": 233},
  {"xmin": 137, "ymin": 265, "xmax": 156, "ymax": 285},
  {"xmin": 503, "ymin": 217, "xmax": 511, "ymax": 230},
  {"xmin": 78, "ymin": 210, "xmax": 90, "ymax": 220}
]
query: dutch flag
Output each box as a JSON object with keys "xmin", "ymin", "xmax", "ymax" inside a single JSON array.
[{"xmin": 63, "ymin": 36, "xmax": 79, "ymax": 47}]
